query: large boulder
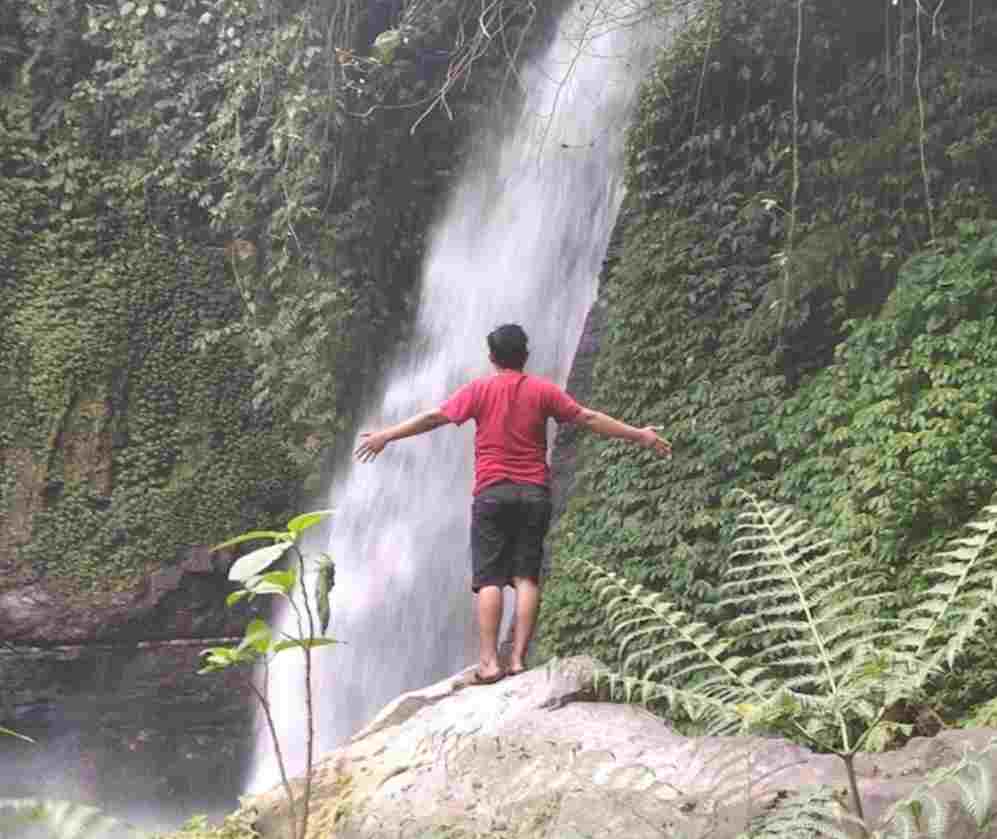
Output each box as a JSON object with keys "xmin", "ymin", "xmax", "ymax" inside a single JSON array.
[{"xmin": 247, "ymin": 657, "xmax": 997, "ymax": 838}]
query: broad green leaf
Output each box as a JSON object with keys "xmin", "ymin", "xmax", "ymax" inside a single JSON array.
[
  {"xmin": 245, "ymin": 580, "xmax": 292, "ymax": 598},
  {"xmin": 372, "ymin": 29, "xmax": 403, "ymax": 63},
  {"xmin": 257, "ymin": 568, "xmax": 297, "ymax": 596},
  {"xmin": 286, "ymin": 509, "xmax": 334, "ymax": 535},
  {"xmin": 212, "ymin": 530, "xmax": 288, "ymax": 552},
  {"xmin": 315, "ymin": 558, "xmax": 335, "ymax": 633},
  {"xmin": 272, "ymin": 637, "xmax": 340, "ymax": 654},
  {"xmin": 198, "ymin": 646, "xmax": 254, "ymax": 673},
  {"xmin": 200, "ymin": 646, "xmax": 236, "ymax": 662},
  {"xmin": 0, "ymin": 726, "xmax": 34, "ymax": 743},
  {"xmin": 226, "ymin": 590, "xmax": 250, "ymax": 608},
  {"xmin": 239, "ymin": 619, "xmax": 272, "ymax": 654},
  {"xmin": 228, "ymin": 543, "xmax": 290, "ymax": 582}
]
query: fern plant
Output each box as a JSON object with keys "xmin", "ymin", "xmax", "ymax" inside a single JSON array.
[
  {"xmin": 0, "ymin": 798, "xmax": 142, "ymax": 838},
  {"xmin": 747, "ymin": 739, "xmax": 997, "ymax": 839},
  {"xmin": 880, "ymin": 740, "xmax": 997, "ymax": 839},
  {"xmin": 575, "ymin": 490, "xmax": 997, "ymax": 832}
]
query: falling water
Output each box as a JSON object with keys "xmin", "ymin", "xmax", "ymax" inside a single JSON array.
[{"xmin": 248, "ymin": 0, "xmax": 669, "ymax": 792}]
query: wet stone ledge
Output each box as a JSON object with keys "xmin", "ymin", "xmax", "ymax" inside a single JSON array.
[{"xmin": 0, "ymin": 637, "xmax": 255, "ymax": 827}]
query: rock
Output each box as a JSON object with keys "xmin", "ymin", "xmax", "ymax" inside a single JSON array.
[
  {"xmin": 0, "ymin": 546, "xmax": 242, "ymax": 643},
  {"xmin": 246, "ymin": 657, "xmax": 997, "ymax": 839},
  {"xmin": 0, "ymin": 547, "xmax": 257, "ymax": 821}
]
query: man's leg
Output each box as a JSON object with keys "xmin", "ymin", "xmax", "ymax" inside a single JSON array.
[
  {"xmin": 476, "ymin": 585, "xmax": 504, "ymax": 680},
  {"xmin": 509, "ymin": 576, "xmax": 540, "ymax": 673},
  {"xmin": 507, "ymin": 484, "xmax": 552, "ymax": 673},
  {"xmin": 470, "ymin": 484, "xmax": 516, "ymax": 680}
]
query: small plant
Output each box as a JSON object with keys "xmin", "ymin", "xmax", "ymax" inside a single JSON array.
[
  {"xmin": 576, "ymin": 490, "xmax": 997, "ymax": 835},
  {"xmin": 154, "ymin": 810, "xmax": 260, "ymax": 839},
  {"xmin": 0, "ymin": 727, "xmax": 33, "ymax": 743},
  {"xmin": 0, "ymin": 798, "xmax": 141, "ymax": 838},
  {"xmin": 199, "ymin": 510, "xmax": 337, "ymax": 839}
]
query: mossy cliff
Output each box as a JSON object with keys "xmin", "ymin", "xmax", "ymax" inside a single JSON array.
[
  {"xmin": 540, "ymin": 0, "xmax": 997, "ymax": 716},
  {"xmin": 5, "ymin": 0, "xmax": 997, "ymax": 718},
  {"xmin": 0, "ymin": 0, "xmax": 562, "ymax": 608}
]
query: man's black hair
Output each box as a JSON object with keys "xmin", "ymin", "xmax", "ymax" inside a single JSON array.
[{"xmin": 487, "ymin": 323, "xmax": 529, "ymax": 370}]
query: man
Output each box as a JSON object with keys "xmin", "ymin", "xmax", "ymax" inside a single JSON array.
[{"xmin": 355, "ymin": 324, "xmax": 671, "ymax": 684}]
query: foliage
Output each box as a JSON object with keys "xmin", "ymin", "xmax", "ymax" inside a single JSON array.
[
  {"xmin": 0, "ymin": 726, "xmax": 32, "ymax": 743},
  {"xmin": 0, "ymin": 798, "xmax": 141, "ymax": 839},
  {"xmin": 0, "ymin": 215, "xmax": 303, "ymax": 588},
  {"xmin": 576, "ymin": 491, "xmax": 997, "ymax": 830},
  {"xmin": 746, "ymin": 740, "xmax": 997, "ymax": 839},
  {"xmin": 877, "ymin": 742, "xmax": 997, "ymax": 839},
  {"xmin": 200, "ymin": 510, "xmax": 335, "ymax": 839},
  {"xmin": 539, "ymin": 0, "xmax": 997, "ymax": 680},
  {"xmin": 61, "ymin": 0, "xmax": 550, "ymax": 438},
  {"xmin": 0, "ymin": 0, "xmax": 567, "ymax": 590},
  {"xmin": 773, "ymin": 229, "xmax": 997, "ymax": 587},
  {"xmin": 154, "ymin": 810, "xmax": 259, "ymax": 839}
]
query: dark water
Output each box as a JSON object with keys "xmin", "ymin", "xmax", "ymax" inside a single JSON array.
[{"xmin": 0, "ymin": 641, "xmax": 253, "ymax": 832}]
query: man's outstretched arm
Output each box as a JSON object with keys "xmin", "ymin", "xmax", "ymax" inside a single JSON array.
[
  {"xmin": 575, "ymin": 407, "xmax": 672, "ymax": 457},
  {"xmin": 354, "ymin": 410, "xmax": 451, "ymax": 463}
]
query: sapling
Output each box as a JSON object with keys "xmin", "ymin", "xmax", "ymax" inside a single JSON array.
[{"xmin": 199, "ymin": 511, "xmax": 337, "ymax": 839}]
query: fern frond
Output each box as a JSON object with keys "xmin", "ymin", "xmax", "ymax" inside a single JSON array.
[
  {"xmin": 879, "ymin": 739, "xmax": 997, "ymax": 839},
  {"xmin": 955, "ymin": 760, "xmax": 992, "ymax": 829},
  {"xmin": 743, "ymin": 786, "xmax": 855, "ymax": 839},
  {"xmin": 724, "ymin": 493, "xmax": 894, "ymax": 712},
  {"xmin": 575, "ymin": 559, "xmax": 779, "ymax": 734},
  {"xmin": 0, "ymin": 798, "xmax": 141, "ymax": 838},
  {"xmin": 899, "ymin": 502, "xmax": 997, "ymax": 690}
]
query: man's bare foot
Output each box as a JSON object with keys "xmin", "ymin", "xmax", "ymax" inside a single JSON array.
[{"xmin": 468, "ymin": 666, "xmax": 505, "ymax": 686}]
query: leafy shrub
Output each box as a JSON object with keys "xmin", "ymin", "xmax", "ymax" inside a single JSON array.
[
  {"xmin": 774, "ymin": 229, "xmax": 997, "ymax": 591},
  {"xmin": 540, "ymin": 2, "xmax": 997, "ymax": 673}
]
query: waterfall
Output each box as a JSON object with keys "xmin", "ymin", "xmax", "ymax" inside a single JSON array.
[{"xmin": 248, "ymin": 0, "xmax": 667, "ymax": 793}]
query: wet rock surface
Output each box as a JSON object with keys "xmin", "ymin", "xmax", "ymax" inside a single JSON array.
[
  {"xmin": 0, "ymin": 637, "xmax": 254, "ymax": 828},
  {"xmin": 0, "ymin": 547, "xmax": 259, "ymax": 829},
  {"xmin": 247, "ymin": 657, "xmax": 997, "ymax": 839},
  {"xmin": 0, "ymin": 546, "xmax": 246, "ymax": 643}
]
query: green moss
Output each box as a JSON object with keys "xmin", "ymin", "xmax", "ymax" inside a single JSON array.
[{"xmin": 0, "ymin": 164, "xmax": 302, "ymax": 590}]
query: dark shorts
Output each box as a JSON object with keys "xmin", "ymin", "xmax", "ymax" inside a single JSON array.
[{"xmin": 470, "ymin": 480, "xmax": 553, "ymax": 592}]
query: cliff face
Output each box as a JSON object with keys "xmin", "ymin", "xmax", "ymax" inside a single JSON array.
[
  {"xmin": 539, "ymin": 1, "xmax": 997, "ymax": 718},
  {"xmin": 0, "ymin": 0, "xmax": 568, "ymax": 632},
  {"xmin": 4, "ymin": 0, "xmax": 997, "ymax": 828},
  {"xmin": 0, "ymin": 0, "xmax": 566, "ymax": 822}
]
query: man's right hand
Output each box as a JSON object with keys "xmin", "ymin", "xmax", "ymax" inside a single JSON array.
[{"xmin": 355, "ymin": 431, "xmax": 390, "ymax": 463}]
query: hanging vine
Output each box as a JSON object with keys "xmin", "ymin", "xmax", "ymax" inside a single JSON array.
[
  {"xmin": 778, "ymin": 0, "xmax": 804, "ymax": 332},
  {"xmin": 914, "ymin": 0, "xmax": 937, "ymax": 242}
]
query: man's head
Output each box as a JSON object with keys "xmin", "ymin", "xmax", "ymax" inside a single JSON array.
[{"xmin": 487, "ymin": 323, "xmax": 529, "ymax": 371}]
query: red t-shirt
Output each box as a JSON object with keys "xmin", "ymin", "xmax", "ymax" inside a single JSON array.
[{"xmin": 440, "ymin": 371, "xmax": 582, "ymax": 495}]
